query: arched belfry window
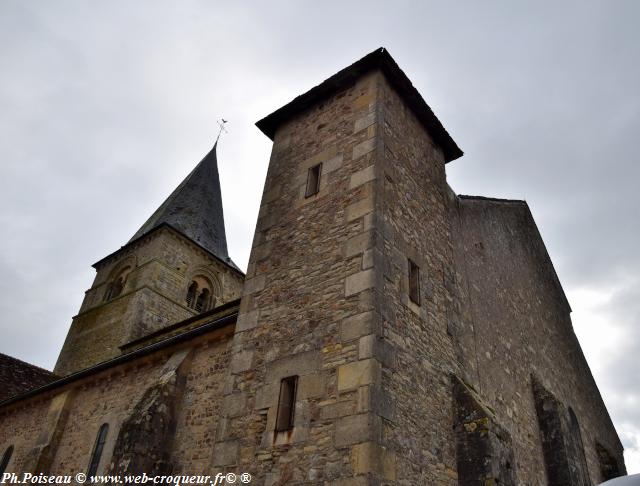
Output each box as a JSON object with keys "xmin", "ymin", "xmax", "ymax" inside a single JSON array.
[
  {"xmin": 0, "ymin": 445, "xmax": 14, "ymax": 475},
  {"xmin": 103, "ymin": 266, "xmax": 131, "ymax": 302},
  {"xmin": 185, "ymin": 275, "xmax": 217, "ymax": 313},
  {"xmin": 196, "ymin": 288, "xmax": 210, "ymax": 312},
  {"xmin": 186, "ymin": 281, "xmax": 198, "ymax": 308},
  {"xmin": 87, "ymin": 423, "xmax": 109, "ymax": 477}
]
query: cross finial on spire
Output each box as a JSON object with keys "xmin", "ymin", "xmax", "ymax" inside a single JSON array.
[{"xmin": 216, "ymin": 118, "xmax": 228, "ymax": 144}]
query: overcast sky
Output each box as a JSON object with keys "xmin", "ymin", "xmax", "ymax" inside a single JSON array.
[{"xmin": 0, "ymin": 0, "xmax": 638, "ymax": 473}]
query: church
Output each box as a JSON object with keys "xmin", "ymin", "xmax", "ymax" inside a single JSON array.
[{"xmin": 0, "ymin": 48, "xmax": 626, "ymax": 485}]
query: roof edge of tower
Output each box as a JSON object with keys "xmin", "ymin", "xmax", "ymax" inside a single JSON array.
[{"xmin": 256, "ymin": 47, "xmax": 463, "ymax": 163}]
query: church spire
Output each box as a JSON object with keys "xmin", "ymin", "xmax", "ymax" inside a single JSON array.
[{"xmin": 129, "ymin": 142, "xmax": 234, "ymax": 267}]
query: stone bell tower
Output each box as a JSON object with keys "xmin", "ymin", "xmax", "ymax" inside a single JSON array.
[
  {"xmin": 54, "ymin": 143, "xmax": 244, "ymax": 376},
  {"xmin": 213, "ymin": 48, "xmax": 465, "ymax": 484}
]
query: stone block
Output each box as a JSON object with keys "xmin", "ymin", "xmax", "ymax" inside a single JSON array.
[
  {"xmin": 334, "ymin": 413, "xmax": 378, "ymax": 447},
  {"xmin": 350, "ymin": 442, "xmax": 376, "ymax": 475},
  {"xmin": 252, "ymin": 241, "xmax": 272, "ymax": 262},
  {"xmin": 352, "ymin": 138, "xmax": 376, "ymax": 160},
  {"xmin": 223, "ymin": 392, "xmax": 247, "ymax": 418},
  {"xmin": 212, "ymin": 440, "xmax": 238, "ymax": 466},
  {"xmin": 349, "ymin": 165, "xmax": 376, "ymax": 190},
  {"xmin": 350, "ymin": 442, "xmax": 395, "ymax": 479},
  {"xmin": 345, "ymin": 269, "xmax": 375, "ymax": 297},
  {"xmin": 256, "ymin": 209, "xmax": 277, "ymax": 231},
  {"xmin": 358, "ymin": 335, "xmax": 375, "ymax": 359},
  {"xmin": 345, "ymin": 197, "xmax": 374, "ymax": 223},
  {"xmin": 254, "ymin": 382, "xmax": 278, "ymax": 410},
  {"xmin": 362, "ymin": 248, "xmax": 374, "ymax": 270},
  {"xmin": 298, "ymin": 372, "xmax": 326, "ymax": 399},
  {"xmin": 302, "ymin": 145, "xmax": 339, "ymax": 170},
  {"xmin": 354, "ymin": 112, "xmax": 376, "ymax": 134},
  {"xmin": 344, "ymin": 231, "xmax": 374, "ymax": 258},
  {"xmin": 338, "ymin": 359, "xmax": 380, "ymax": 391},
  {"xmin": 263, "ymin": 184, "xmax": 281, "ymax": 204},
  {"xmin": 323, "ymin": 154, "xmax": 344, "ymax": 174},
  {"xmin": 353, "ymin": 91, "xmax": 375, "ymax": 110},
  {"xmin": 358, "ymin": 385, "xmax": 395, "ymax": 420},
  {"xmin": 242, "ymin": 275, "xmax": 266, "ymax": 296},
  {"xmin": 265, "ymin": 350, "xmax": 321, "ymax": 382},
  {"xmin": 320, "ymin": 400, "xmax": 356, "ymax": 420},
  {"xmin": 236, "ymin": 309, "xmax": 259, "ymax": 333},
  {"xmin": 341, "ymin": 311, "xmax": 374, "ymax": 342},
  {"xmin": 374, "ymin": 338, "xmax": 396, "ymax": 369},
  {"xmin": 230, "ymin": 350, "xmax": 253, "ymax": 374}
]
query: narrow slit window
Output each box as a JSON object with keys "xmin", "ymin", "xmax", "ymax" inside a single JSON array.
[
  {"xmin": 305, "ymin": 163, "xmax": 322, "ymax": 198},
  {"xmin": 408, "ymin": 258, "xmax": 420, "ymax": 305},
  {"xmin": 87, "ymin": 423, "xmax": 109, "ymax": 477},
  {"xmin": 275, "ymin": 376, "xmax": 298, "ymax": 432}
]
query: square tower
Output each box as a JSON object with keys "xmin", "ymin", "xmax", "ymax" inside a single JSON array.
[{"xmin": 213, "ymin": 48, "xmax": 465, "ymax": 484}]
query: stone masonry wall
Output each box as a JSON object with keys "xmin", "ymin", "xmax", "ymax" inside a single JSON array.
[
  {"xmin": 0, "ymin": 398, "xmax": 49, "ymax": 473},
  {"xmin": 0, "ymin": 324, "xmax": 232, "ymax": 475},
  {"xmin": 213, "ymin": 71, "xmax": 391, "ymax": 485},
  {"xmin": 376, "ymin": 75, "xmax": 461, "ymax": 484},
  {"xmin": 449, "ymin": 197, "xmax": 625, "ymax": 483},
  {"xmin": 55, "ymin": 227, "xmax": 243, "ymax": 376}
]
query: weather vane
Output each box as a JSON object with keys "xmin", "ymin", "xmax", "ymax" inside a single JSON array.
[{"xmin": 216, "ymin": 118, "xmax": 228, "ymax": 144}]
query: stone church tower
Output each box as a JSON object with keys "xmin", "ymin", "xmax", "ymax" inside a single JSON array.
[
  {"xmin": 0, "ymin": 48, "xmax": 626, "ymax": 484},
  {"xmin": 55, "ymin": 142, "xmax": 244, "ymax": 375}
]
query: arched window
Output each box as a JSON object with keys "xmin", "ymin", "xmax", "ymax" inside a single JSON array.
[
  {"xmin": 103, "ymin": 267, "xmax": 131, "ymax": 302},
  {"xmin": 87, "ymin": 423, "xmax": 109, "ymax": 477},
  {"xmin": 111, "ymin": 277, "xmax": 124, "ymax": 298},
  {"xmin": 195, "ymin": 288, "xmax": 210, "ymax": 312},
  {"xmin": 103, "ymin": 282, "xmax": 113, "ymax": 301},
  {"xmin": 186, "ymin": 281, "xmax": 198, "ymax": 308},
  {"xmin": 185, "ymin": 276, "xmax": 217, "ymax": 313},
  {"xmin": 0, "ymin": 445, "xmax": 14, "ymax": 475},
  {"xmin": 568, "ymin": 407, "xmax": 591, "ymax": 486}
]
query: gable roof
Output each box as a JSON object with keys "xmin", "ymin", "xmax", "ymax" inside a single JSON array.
[{"xmin": 256, "ymin": 47, "xmax": 463, "ymax": 163}]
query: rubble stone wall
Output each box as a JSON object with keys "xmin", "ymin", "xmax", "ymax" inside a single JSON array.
[{"xmin": 0, "ymin": 325, "xmax": 232, "ymax": 476}]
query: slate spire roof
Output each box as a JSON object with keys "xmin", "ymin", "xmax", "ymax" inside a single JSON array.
[{"xmin": 129, "ymin": 142, "xmax": 236, "ymax": 268}]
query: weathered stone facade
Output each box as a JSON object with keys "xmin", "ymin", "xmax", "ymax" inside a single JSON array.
[
  {"xmin": 0, "ymin": 48, "xmax": 626, "ymax": 484},
  {"xmin": 0, "ymin": 317, "xmax": 233, "ymax": 475},
  {"xmin": 55, "ymin": 226, "xmax": 244, "ymax": 376}
]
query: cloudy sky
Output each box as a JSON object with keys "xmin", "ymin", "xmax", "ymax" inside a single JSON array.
[{"xmin": 0, "ymin": 0, "xmax": 638, "ymax": 473}]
